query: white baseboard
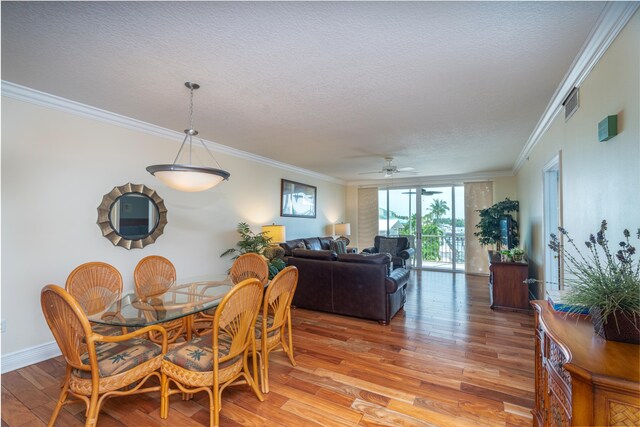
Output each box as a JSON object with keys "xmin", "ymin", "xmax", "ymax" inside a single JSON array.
[{"xmin": 1, "ymin": 341, "xmax": 61, "ymax": 374}]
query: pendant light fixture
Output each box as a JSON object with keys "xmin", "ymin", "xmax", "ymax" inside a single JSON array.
[{"xmin": 146, "ymin": 82, "xmax": 230, "ymax": 192}]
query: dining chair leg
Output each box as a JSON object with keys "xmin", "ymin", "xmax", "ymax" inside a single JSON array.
[
  {"xmin": 212, "ymin": 382, "xmax": 220, "ymax": 427},
  {"xmin": 251, "ymin": 337, "xmax": 260, "ymax": 393},
  {"xmin": 85, "ymin": 391, "xmax": 100, "ymax": 427},
  {"xmin": 244, "ymin": 352, "xmax": 265, "ymax": 402},
  {"xmin": 48, "ymin": 368, "xmax": 71, "ymax": 427},
  {"xmin": 261, "ymin": 346, "xmax": 270, "ymax": 394},
  {"xmin": 286, "ymin": 311, "xmax": 296, "ymax": 366},
  {"xmin": 257, "ymin": 352, "xmax": 266, "ymax": 394},
  {"xmin": 160, "ymin": 374, "xmax": 168, "ymax": 419}
]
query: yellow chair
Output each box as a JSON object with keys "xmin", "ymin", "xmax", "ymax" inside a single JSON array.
[
  {"xmin": 65, "ymin": 262, "xmax": 126, "ymax": 336},
  {"xmin": 134, "ymin": 255, "xmax": 186, "ymax": 344},
  {"xmin": 41, "ymin": 284, "xmax": 167, "ymax": 427},
  {"xmin": 255, "ymin": 266, "xmax": 298, "ymax": 393},
  {"xmin": 160, "ymin": 278, "xmax": 264, "ymax": 427}
]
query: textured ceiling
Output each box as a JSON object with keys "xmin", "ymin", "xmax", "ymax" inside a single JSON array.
[{"xmin": 1, "ymin": 1, "xmax": 605, "ymax": 182}]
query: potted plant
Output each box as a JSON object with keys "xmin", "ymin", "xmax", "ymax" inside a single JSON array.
[
  {"xmin": 549, "ymin": 220, "xmax": 640, "ymax": 344},
  {"xmin": 221, "ymin": 222, "xmax": 286, "ymax": 279},
  {"xmin": 474, "ymin": 198, "xmax": 519, "ymax": 252},
  {"xmin": 511, "ymin": 248, "xmax": 525, "ymax": 263},
  {"xmin": 500, "ymin": 249, "xmax": 512, "ymax": 262}
]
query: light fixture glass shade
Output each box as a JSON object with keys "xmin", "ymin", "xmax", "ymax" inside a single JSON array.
[
  {"xmin": 262, "ymin": 224, "xmax": 286, "ymax": 243},
  {"xmin": 147, "ymin": 164, "xmax": 229, "ymax": 192},
  {"xmin": 335, "ymin": 223, "xmax": 351, "ymax": 236}
]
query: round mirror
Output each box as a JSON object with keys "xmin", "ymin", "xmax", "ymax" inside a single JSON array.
[{"xmin": 97, "ymin": 183, "xmax": 167, "ymax": 249}]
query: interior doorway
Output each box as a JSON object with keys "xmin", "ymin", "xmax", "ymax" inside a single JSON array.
[{"xmin": 543, "ymin": 154, "xmax": 561, "ymax": 289}]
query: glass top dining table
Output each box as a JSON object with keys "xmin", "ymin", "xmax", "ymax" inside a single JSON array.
[{"xmin": 86, "ymin": 274, "xmax": 233, "ymax": 328}]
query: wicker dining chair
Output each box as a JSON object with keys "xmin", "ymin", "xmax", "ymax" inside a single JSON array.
[
  {"xmin": 192, "ymin": 253, "xmax": 269, "ymax": 336},
  {"xmin": 255, "ymin": 265, "xmax": 298, "ymax": 393},
  {"xmin": 160, "ymin": 278, "xmax": 264, "ymax": 427},
  {"xmin": 229, "ymin": 253, "xmax": 269, "ymax": 285},
  {"xmin": 41, "ymin": 284, "xmax": 167, "ymax": 427},
  {"xmin": 134, "ymin": 256, "xmax": 186, "ymax": 344},
  {"xmin": 66, "ymin": 262, "xmax": 126, "ymax": 336}
]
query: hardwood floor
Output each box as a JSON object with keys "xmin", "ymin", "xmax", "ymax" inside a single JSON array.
[{"xmin": 2, "ymin": 270, "xmax": 535, "ymax": 426}]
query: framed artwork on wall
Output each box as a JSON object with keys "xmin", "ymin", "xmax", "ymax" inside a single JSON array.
[{"xmin": 281, "ymin": 179, "xmax": 316, "ymax": 218}]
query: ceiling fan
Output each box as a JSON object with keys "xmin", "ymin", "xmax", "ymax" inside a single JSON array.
[{"xmin": 359, "ymin": 157, "xmax": 416, "ymax": 178}]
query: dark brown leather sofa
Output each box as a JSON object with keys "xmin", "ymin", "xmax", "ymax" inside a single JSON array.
[
  {"xmin": 280, "ymin": 236, "xmax": 334, "ymax": 255},
  {"xmin": 287, "ymin": 249, "xmax": 410, "ymax": 324}
]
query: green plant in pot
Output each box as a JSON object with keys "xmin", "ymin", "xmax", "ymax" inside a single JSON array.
[
  {"xmin": 549, "ymin": 220, "xmax": 640, "ymax": 344},
  {"xmin": 511, "ymin": 248, "xmax": 525, "ymax": 262},
  {"xmin": 221, "ymin": 222, "xmax": 286, "ymax": 279},
  {"xmin": 474, "ymin": 198, "xmax": 519, "ymax": 252}
]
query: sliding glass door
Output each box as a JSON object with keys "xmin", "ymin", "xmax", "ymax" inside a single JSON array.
[{"xmin": 379, "ymin": 185, "xmax": 465, "ymax": 271}]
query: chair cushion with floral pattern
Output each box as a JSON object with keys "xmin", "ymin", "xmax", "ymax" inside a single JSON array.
[
  {"xmin": 75, "ymin": 338, "xmax": 162, "ymax": 378},
  {"xmin": 163, "ymin": 334, "xmax": 239, "ymax": 372},
  {"xmin": 254, "ymin": 313, "xmax": 281, "ymax": 341}
]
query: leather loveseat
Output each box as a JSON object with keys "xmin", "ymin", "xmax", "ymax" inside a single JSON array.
[{"xmin": 287, "ymin": 249, "xmax": 410, "ymax": 324}]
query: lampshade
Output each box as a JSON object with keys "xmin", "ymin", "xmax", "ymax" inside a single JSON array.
[
  {"xmin": 335, "ymin": 223, "xmax": 351, "ymax": 236},
  {"xmin": 146, "ymin": 82, "xmax": 230, "ymax": 192},
  {"xmin": 262, "ymin": 224, "xmax": 286, "ymax": 243}
]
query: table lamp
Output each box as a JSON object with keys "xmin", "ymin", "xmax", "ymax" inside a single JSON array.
[
  {"xmin": 262, "ymin": 224, "xmax": 286, "ymax": 260},
  {"xmin": 335, "ymin": 223, "xmax": 351, "ymax": 246}
]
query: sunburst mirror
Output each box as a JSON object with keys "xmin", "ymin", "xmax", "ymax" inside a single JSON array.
[{"xmin": 97, "ymin": 183, "xmax": 168, "ymax": 249}]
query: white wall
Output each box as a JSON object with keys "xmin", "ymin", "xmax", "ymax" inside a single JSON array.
[
  {"xmin": 517, "ymin": 12, "xmax": 639, "ymax": 287},
  {"xmin": 1, "ymin": 95, "xmax": 345, "ymax": 356},
  {"xmin": 493, "ymin": 176, "xmax": 518, "ymax": 203}
]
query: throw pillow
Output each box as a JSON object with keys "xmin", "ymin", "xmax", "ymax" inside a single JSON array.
[
  {"xmin": 378, "ymin": 238, "xmax": 398, "ymax": 256},
  {"xmin": 329, "ymin": 239, "xmax": 347, "ymax": 255}
]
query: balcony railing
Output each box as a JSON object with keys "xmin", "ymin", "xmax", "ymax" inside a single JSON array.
[{"xmin": 420, "ymin": 234, "xmax": 465, "ymax": 269}]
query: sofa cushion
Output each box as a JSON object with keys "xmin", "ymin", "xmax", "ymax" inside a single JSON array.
[
  {"xmin": 280, "ymin": 239, "xmax": 306, "ymax": 256},
  {"xmin": 303, "ymin": 238, "xmax": 322, "ymax": 250},
  {"xmin": 329, "ymin": 239, "xmax": 348, "ymax": 255},
  {"xmin": 318, "ymin": 237, "xmax": 334, "ymax": 250},
  {"xmin": 337, "ymin": 253, "xmax": 390, "ymax": 265},
  {"xmin": 378, "ymin": 238, "xmax": 399, "ymax": 255},
  {"xmin": 292, "ymin": 248, "xmax": 337, "ymax": 261}
]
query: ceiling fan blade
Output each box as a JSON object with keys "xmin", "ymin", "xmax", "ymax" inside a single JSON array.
[
  {"xmin": 397, "ymin": 167, "xmax": 415, "ymax": 172},
  {"xmin": 358, "ymin": 171, "xmax": 384, "ymax": 175}
]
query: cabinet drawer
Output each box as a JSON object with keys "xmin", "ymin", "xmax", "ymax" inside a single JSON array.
[
  {"xmin": 594, "ymin": 388, "xmax": 640, "ymax": 426},
  {"xmin": 548, "ymin": 385, "xmax": 572, "ymax": 427},
  {"xmin": 548, "ymin": 339, "xmax": 572, "ymax": 392}
]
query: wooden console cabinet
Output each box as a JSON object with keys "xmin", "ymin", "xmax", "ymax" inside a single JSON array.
[
  {"xmin": 488, "ymin": 253, "xmax": 530, "ymax": 312},
  {"xmin": 532, "ymin": 301, "xmax": 640, "ymax": 426}
]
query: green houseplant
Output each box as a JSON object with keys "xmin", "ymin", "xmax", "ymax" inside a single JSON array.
[
  {"xmin": 511, "ymin": 248, "xmax": 525, "ymax": 262},
  {"xmin": 549, "ymin": 220, "xmax": 640, "ymax": 344},
  {"xmin": 221, "ymin": 222, "xmax": 286, "ymax": 279},
  {"xmin": 474, "ymin": 198, "xmax": 519, "ymax": 251}
]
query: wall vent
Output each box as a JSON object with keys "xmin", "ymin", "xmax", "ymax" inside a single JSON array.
[{"xmin": 563, "ymin": 87, "xmax": 579, "ymax": 121}]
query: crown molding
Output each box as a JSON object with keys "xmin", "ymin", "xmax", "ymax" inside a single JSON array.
[
  {"xmin": 513, "ymin": 2, "xmax": 639, "ymax": 173},
  {"xmin": 348, "ymin": 169, "xmax": 514, "ymax": 187},
  {"xmin": 1, "ymin": 80, "xmax": 344, "ymax": 185}
]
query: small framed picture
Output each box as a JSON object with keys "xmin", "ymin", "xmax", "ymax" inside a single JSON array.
[{"xmin": 281, "ymin": 179, "xmax": 316, "ymax": 218}]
